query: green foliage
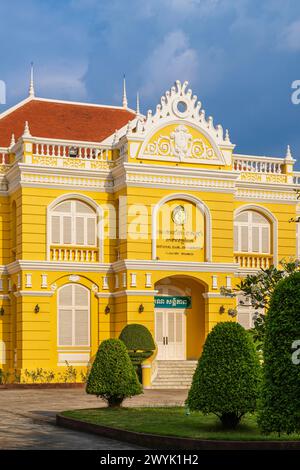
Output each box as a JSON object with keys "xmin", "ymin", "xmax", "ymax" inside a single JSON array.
[
  {"xmin": 119, "ymin": 324, "xmax": 155, "ymax": 351},
  {"xmin": 258, "ymin": 272, "xmax": 300, "ymax": 435},
  {"xmin": 221, "ymin": 259, "xmax": 300, "ymax": 347},
  {"xmin": 86, "ymin": 338, "xmax": 143, "ymax": 407},
  {"xmin": 186, "ymin": 322, "xmax": 261, "ymax": 429},
  {"xmin": 119, "ymin": 324, "xmax": 155, "ymax": 383}
]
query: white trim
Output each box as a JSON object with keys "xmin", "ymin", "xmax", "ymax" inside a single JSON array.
[
  {"xmin": 151, "ymin": 193, "xmax": 212, "ymax": 262},
  {"xmin": 0, "ymin": 295, "xmax": 10, "ymax": 300},
  {"xmin": 47, "ymin": 193, "xmax": 104, "ymax": 263},
  {"xmin": 32, "ymin": 96, "xmax": 137, "ymax": 114},
  {"xmin": 96, "ymin": 289, "xmax": 158, "ymax": 298},
  {"xmin": 234, "ymin": 204, "xmax": 278, "ymax": 266},
  {"xmin": 202, "ymin": 292, "xmax": 230, "ymax": 299},
  {"xmin": 5, "ymin": 260, "xmax": 112, "ymax": 275},
  {"xmin": 14, "ymin": 290, "xmax": 54, "ymax": 297},
  {"xmin": 112, "ymin": 260, "xmax": 239, "ymax": 273}
]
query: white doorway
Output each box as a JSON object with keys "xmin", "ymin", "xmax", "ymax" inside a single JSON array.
[{"xmin": 155, "ymin": 309, "xmax": 186, "ymax": 360}]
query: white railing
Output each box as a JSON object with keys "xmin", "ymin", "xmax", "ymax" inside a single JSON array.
[
  {"xmin": 293, "ymin": 172, "xmax": 300, "ymax": 185},
  {"xmin": 34, "ymin": 140, "xmax": 110, "ymax": 161},
  {"xmin": 0, "ymin": 148, "xmax": 8, "ymax": 165},
  {"xmin": 50, "ymin": 246, "xmax": 99, "ymax": 262},
  {"xmin": 233, "ymin": 155, "xmax": 284, "ymax": 174},
  {"xmin": 235, "ymin": 253, "xmax": 273, "ymax": 269}
]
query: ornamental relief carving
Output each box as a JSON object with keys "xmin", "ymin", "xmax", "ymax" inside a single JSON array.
[{"xmin": 143, "ymin": 125, "xmax": 217, "ymax": 161}]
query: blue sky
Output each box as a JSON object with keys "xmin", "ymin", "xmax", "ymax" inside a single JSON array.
[{"xmin": 1, "ymin": 0, "xmax": 300, "ymax": 164}]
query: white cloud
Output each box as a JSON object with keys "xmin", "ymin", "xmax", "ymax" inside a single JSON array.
[
  {"xmin": 140, "ymin": 30, "xmax": 199, "ymax": 100},
  {"xmin": 37, "ymin": 62, "xmax": 88, "ymax": 101},
  {"xmin": 280, "ymin": 20, "xmax": 300, "ymax": 51}
]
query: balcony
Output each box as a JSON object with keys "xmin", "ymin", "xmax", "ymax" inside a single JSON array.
[
  {"xmin": 233, "ymin": 155, "xmax": 287, "ymax": 184},
  {"xmin": 50, "ymin": 246, "xmax": 99, "ymax": 262},
  {"xmin": 234, "ymin": 253, "xmax": 273, "ymax": 269}
]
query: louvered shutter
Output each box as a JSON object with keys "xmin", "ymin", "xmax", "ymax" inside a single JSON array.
[
  {"xmin": 63, "ymin": 216, "xmax": 72, "ymax": 244},
  {"xmin": 87, "ymin": 217, "xmax": 96, "ymax": 245},
  {"xmin": 51, "ymin": 216, "xmax": 60, "ymax": 244},
  {"xmin": 58, "ymin": 309, "xmax": 72, "ymax": 345},
  {"xmin": 75, "ymin": 309, "xmax": 89, "ymax": 345},
  {"xmin": 76, "ymin": 217, "xmax": 84, "ymax": 245}
]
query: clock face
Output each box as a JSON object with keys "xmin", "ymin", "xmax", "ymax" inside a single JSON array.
[{"xmin": 172, "ymin": 205, "xmax": 186, "ymax": 225}]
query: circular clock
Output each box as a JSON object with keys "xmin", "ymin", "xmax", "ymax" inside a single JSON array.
[{"xmin": 172, "ymin": 205, "xmax": 187, "ymax": 225}]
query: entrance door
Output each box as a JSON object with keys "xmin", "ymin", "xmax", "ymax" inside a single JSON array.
[{"xmin": 155, "ymin": 310, "xmax": 186, "ymax": 360}]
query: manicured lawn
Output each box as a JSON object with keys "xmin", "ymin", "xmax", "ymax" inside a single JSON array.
[{"xmin": 62, "ymin": 407, "xmax": 300, "ymax": 441}]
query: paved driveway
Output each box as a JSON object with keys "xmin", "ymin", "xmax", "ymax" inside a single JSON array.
[{"xmin": 0, "ymin": 389, "xmax": 187, "ymax": 450}]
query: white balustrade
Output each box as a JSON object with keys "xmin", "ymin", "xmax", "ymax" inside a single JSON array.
[
  {"xmin": 34, "ymin": 141, "xmax": 110, "ymax": 161},
  {"xmin": 293, "ymin": 172, "xmax": 300, "ymax": 185},
  {"xmin": 50, "ymin": 246, "xmax": 99, "ymax": 262},
  {"xmin": 234, "ymin": 253, "xmax": 273, "ymax": 269},
  {"xmin": 233, "ymin": 156, "xmax": 283, "ymax": 174}
]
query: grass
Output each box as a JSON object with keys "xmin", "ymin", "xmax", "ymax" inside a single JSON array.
[{"xmin": 62, "ymin": 407, "xmax": 300, "ymax": 441}]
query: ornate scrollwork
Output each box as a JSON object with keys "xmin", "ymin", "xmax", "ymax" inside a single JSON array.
[{"xmin": 144, "ymin": 125, "xmax": 217, "ymax": 161}]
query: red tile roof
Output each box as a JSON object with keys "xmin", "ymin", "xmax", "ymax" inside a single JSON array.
[{"xmin": 0, "ymin": 98, "xmax": 136, "ymax": 146}]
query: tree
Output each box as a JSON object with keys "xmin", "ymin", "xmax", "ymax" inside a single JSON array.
[
  {"xmin": 119, "ymin": 324, "xmax": 155, "ymax": 382},
  {"xmin": 86, "ymin": 339, "xmax": 142, "ymax": 407},
  {"xmin": 258, "ymin": 272, "xmax": 300, "ymax": 434},
  {"xmin": 221, "ymin": 259, "xmax": 300, "ymax": 347},
  {"xmin": 186, "ymin": 322, "xmax": 261, "ymax": 429}
]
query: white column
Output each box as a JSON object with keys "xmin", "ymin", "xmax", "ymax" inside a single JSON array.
[
  {"xmin": 145, "ymin": 273, "xmax": 152, "ymax": 288},
  {"xmin": 41, "ymin": 274, "xmax": 48, "ymax": 288},
  {"xmin": 130, "ymin": 273, "xmax": 137, "ymax": 287},
  {"xmin": 25, "ymin": 274, "xmax": 32, "ymax": 288},
  {"xmin": 212, "ymin": 275, "xmax": 218, "ymax": 290}
]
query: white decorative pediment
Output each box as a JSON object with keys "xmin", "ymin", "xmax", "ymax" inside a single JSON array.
[{"xmin": 128, "ymin": 80, "xmax": 233, "ymax": 147}]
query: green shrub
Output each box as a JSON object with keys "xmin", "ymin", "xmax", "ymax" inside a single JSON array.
[
  {"xmin": 86, "ymin": 338, "xmax": 142, "ymax": 407},
  {"xmin": 258, "ymin": 272, "xmax": 300, "ymax": 434},
  {"xmin": 119, "ymin": 324, "xmax": 155, "ymax": 383},
  {"xmin": 119, "ymin": 324, "xmax": 155, "ymax": 351},
  {"xmin": 186, "ymin": 322, "xmax": 261, "ymax": 429}
]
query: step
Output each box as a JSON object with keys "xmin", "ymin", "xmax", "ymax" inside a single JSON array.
[{"xmin": 151, "ymin": 385, "xmax": 190, "ymax": 390}]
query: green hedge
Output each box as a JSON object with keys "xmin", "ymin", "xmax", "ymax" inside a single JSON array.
[
  {"xmin": 186, "ymin": 322, "xmax": 261, "ymax": 429},
  {"xmin": 258, "ymin": 272, "xmax": 300, "ymax": 434},
  {"xmin": 86, "ymin": 339, "xmax": 142, "ymax": 407},
  {"xmin": 119, "ymin": 324, "xmax": 155, "ymax": 351}
]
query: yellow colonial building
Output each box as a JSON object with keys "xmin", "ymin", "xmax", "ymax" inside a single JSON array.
[{"xmin": 0, "ymin": 77, "xmax": 298, "ymax": 387}]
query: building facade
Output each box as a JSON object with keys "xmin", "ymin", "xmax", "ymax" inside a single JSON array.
[{"xmin": 0, "ymin": 79, "xmax": 298, "ymax": 385}]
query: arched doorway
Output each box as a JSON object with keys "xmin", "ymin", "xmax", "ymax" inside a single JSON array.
[{"xmin": 154, "ymin": 276, "xmax": 207, "ymax": 361}]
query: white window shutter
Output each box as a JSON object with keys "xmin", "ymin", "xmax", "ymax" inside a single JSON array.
[
  {"xmin": 87, "ymin": 217, "xmax": 96, "ymax": 245},
  {"xmin": 58, "ymin": 309, "xmax": 72, "ymax": 345},
  {"xmin": 51, "ymin": 216, "xmax": 60, "ymax": 244},
  {"xmin": 75, "ymin": 309, "xmax": 89, "ymax": 345}
]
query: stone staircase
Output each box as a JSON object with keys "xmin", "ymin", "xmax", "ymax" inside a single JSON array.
[{"xmin": 151, "ymin": 360, "xmax": 198, "ymax": 389}]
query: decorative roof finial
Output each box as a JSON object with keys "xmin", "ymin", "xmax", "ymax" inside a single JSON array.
[
  {"xmin": 225, "ymin": 129, "xmax": 230, "ymax": 143},
  {"xmin": 122, "ymin": 74, "xmax": 128, "ymax": 109},
  {"xmin": 136, "ymin": 91, "xmax": 140, "ymax": 116},
  {"xmin": 285, "ymin": 144, "xmax": 293, "ymax": 161},
  {"xmin": 23, "ymin": 121, "xmax": 31, "ymax": 137},
  {"xmin": 10, "ymin": 133, "xmax": 16, "ymax": 148},
  {"xmin": 29, "ymin": 62, "xmax": 35, "ymax": 98}
]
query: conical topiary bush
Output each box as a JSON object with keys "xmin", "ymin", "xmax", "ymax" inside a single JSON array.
[
  {"xmin": 86, "ymin": 338, "xmax": 143, "ymax": 407},
  {"xmin": 186, "ymin": 321, "xmax": 261, "ymax": 429},
  {"xmin": 258, "ymin": 272, "xmax": 300, "ymax": 434}
]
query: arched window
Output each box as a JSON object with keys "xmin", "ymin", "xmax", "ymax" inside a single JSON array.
[
  {"xmin": 58, "ymin": 284, "xmax": 90, "ymax": 346},
  {"xmin": 234, "ymin": 210, "xmax": 270, "ymax": 253},
  {"xmin": 51, "ymin": 200, "xmax": 96, "ymax": 246}
]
